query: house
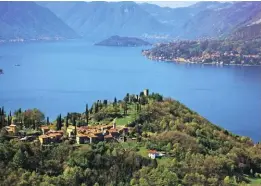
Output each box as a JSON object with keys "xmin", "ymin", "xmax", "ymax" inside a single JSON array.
[
  {"xmin": 38, "ymin": 130, "xmax": 63, "ymax": 145},
  {"xmin": 76, "ymin": 134, "xmax": 89, "ymax": 144},
  {"xmin": 66, "ymin": 126, "xmax": 76, "ymax": 138},
  {"xmin": 148, "ymin": 150, "xmax": 165, "ymax": 159},
  {"xmin": 40, "ymin": 126, "xmax": 50, "ymax": 134},
  {"xmin": 5, "ymin": 124, "xmax": 17, "ymax": 135},
  {"xmin": 39, "ymin": 135, "xmax": 50, "ymax": 145},
  {"xmin": 148, "ymin": 150, "xmax": 159, "ymax": 159},
  {"xmin": 75, "ymin": 121, "xmax": 125, "ymax": 144}
]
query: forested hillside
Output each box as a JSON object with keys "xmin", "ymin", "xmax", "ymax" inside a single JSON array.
[{"xmin": 0, "ymin": 91, "xmax": 261, "ymax": 185}]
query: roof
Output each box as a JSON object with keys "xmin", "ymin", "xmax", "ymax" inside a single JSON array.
[
  {"xmin": 10, "ymin": 124, "xmax": 16, "ymax": 127},
  {"xmin": 41, "ymin": 126, "xmax": 49, "ymax": 130},
  {"xmin": 109, "ymin": 129, "xmax": 118, "ymax": 133},
  {"xmin": 48, "ymin": 133, "xmax": 62, "ymax": 137},
  {"xmin": 148, "ymin": 150, "xmax": 158, "ymax": 154}
]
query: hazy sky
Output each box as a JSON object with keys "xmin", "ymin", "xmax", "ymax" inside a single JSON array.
[{"xmin": 139, "ymin": 1, "xmax": 197, "ymax": 8}]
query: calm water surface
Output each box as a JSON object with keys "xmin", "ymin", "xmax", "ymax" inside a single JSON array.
[{"xmin": 0, "ymin": 40, "xmax": 261, "ymax": 141}]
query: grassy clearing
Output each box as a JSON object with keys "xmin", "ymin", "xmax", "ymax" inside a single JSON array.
[
  {"xmin": 244, "ymin": 175, "xmax": 261, "ymax": 186},
  {"xmin": 248, "ymin": 178, "xmax": 261, "ymax": 185},
  {"xmin": 138, "ymin": 146, "xmax": 148, "ymax": 157}
]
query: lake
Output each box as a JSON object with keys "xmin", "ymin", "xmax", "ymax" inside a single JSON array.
[{"xmin": 0, "ymin": 40, "xmax": 261, "ymax": 141}]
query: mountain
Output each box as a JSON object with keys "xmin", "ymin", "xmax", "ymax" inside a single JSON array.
[
  {"xmin": 39, "ymin": 1, "xmax": 170, "ymax": 40},
  {"xmin": 182, "ymin": 2, "xmax": 261, "ymax": 39},
  {"xmin": 232, "ymin": 23, "xmax": 261, "ymax": 41},
  {"xmin": 0, "ymin": 1, "xmax": 78, "ymax": 41},
  {"xmin": 140, "ymin": 1, "xmax": 231, "ymax": 27},
  {"xmin": 230, "ymin": 3, "xmax": 261, "ymax": 40},
  {"xmin": 38, "ymin": 1, "xmax": 261, "ymax": 41},
  {"xmin": 95, "ymin": 35, "xmax": 151, "ymax": 47}
]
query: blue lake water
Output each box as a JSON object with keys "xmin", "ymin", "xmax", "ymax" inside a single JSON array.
[{"xmin": 0, "ymin": 40, "xmax": 261, "ymax": 141}]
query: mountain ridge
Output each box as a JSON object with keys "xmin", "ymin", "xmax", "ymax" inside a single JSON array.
[{"xmin": 0, "ymin": 1, "xmax": 78, "ymax": 42}]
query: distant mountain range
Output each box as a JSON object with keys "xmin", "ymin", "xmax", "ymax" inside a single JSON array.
[
  {"xmin": 182, "ymin": 2, "xmax": 261, "ymax": 39},
  {"xmin": 38, "ymin": 1, "xmax": 170, "ymax": 41},
  {"xmin": 0, "ymin": 1, "xmax": 78, "ymax": 41},
  {"xmin": 0, "ymin": 1, "xmax": 261, "ymax": 42}
]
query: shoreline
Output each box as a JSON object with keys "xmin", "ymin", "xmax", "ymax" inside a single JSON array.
[{"xmin": 143, "ymin": 55, "xmax": 261, "ymax": 67}]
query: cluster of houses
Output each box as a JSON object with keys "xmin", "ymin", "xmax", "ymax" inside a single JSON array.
[
  {"xmin": 37, "ymin": 119, "xmax": 128, "ymax": 145},
  {"xmin": 4, "ymin": 121, "xmax": 165, "ymax": 159},
  {"xmin": 3, "ymin": 118, "xmax": 128, "ymax": 145}
]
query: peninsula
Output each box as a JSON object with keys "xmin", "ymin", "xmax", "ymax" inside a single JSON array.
[
  {"xmin": 0, "ymin": 89, "xmax": 261, "ymax": 185},
  {"xmin": 95, "ymin": 35, "xmax": 151, "ymax": 47}
]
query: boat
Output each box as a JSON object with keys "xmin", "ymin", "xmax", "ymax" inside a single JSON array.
[
  {"xmin": 0, "ymin": 69, "xmax": 3, "ymax": 74},
  {"xmin": 14, "ymin": 64, "xmax": 20, "ymax": 66}
]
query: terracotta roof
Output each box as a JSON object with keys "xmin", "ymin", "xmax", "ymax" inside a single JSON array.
[
  {"xmin": 109, "ymin": 129, "xmax": 118, "ymax": 132},
  {"xmin": 41, "ymin": 126, "xmax": 49, "ymax": 129},
  {"xmin": 48, "ymin": 133, "xmax": 62, "ymax": 137},
  {"xmin": 148, "ymin": 150, "xmax": 157, "ymax": 154}
]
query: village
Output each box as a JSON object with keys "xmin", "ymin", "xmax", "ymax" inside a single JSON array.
[
  {"xmin": 0, "ymin": 89, "xmax": 165, "ymax": 160},
  {"xmin": 142, "ymin": 40, "xmax": 261, "ymax": 66}
]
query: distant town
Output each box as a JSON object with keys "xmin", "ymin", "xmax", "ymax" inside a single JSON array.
[{"xmin": 142, "ymin": 40, "xmax": 261, "ymax": 66}]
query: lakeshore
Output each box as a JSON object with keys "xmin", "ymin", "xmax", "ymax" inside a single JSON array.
[{"xmin": 0, "ymin": 40, "xmax": 260, "ymax": 142}]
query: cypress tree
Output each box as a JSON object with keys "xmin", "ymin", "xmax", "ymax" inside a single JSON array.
[
  {"xmin": 47, "ymin": 117, "xmax": 50, "ymax": 125},
  {"xmin": 103, "ymin": 100, "xmax": 108, "ymax": 107},
  {"xmin": 113, "ymin": 97, "xmax": 117, "ymax": 107},
  {"xmin": 94, "ymin": 103, "xmax": 98, "ymax": 113},
  {"xmin": 72, "ymin": 117, "xmax": 76, "ymax": 126},
  {"xmin": 1, "ymin": 106, "xmax": 4, "ymax": 116},
  {"xmin": 66, "ymin": 113, "xmax": 69, "ymax": 128},
  {"xmin": 74, "ymin": 123, "xmax": 77, "ymax": 137},
  {"xmin": 85, "ymin": 104, "xmax": 89, "ymax": 126},
  {"xmin": 56, "ymin": 114, "xmax": 62, "ymax": 130},
  {"xmin": 7, "ymin": 115, "xmax": 10, "ymax": 126}
]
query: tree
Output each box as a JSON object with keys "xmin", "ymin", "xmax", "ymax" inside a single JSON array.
[
  {"xmin": 46, "ymin": 117, "xmax": 50, "ymax": 125},
  {"xmin": 23, "ymin": 109, "xmax": 45, "ymax": 129},
  {"xmin": 103, "ymin": 100, "xmax": 108, "ymax": 107},
  {"xmin": 66, "ymin": 113, "xmax": 69, "ymax": 128},
  {"xmin": 72, "ymin": 117, "xmax": 76, "ymax": 127},
  {"xmin": 113, "ymin": 97, "xmax": 117, "ymax": 107},
  {"xmin": 123, "ymin": 93, "xmax": 129, "ymax": 103},
  {"xmin": 13, "ymin": 149, "xmax": 27, "ymax": 168},
  {"xmin": 85, "ymin": 104, "xmax": 89, "ymax": 126},
  {"xmin": 56, "ymin": 114, "xmax": 62, "ymax": 130},
  {"xmin": 123, "ymin": 102, "xmax": 128, "ymax": 116}
]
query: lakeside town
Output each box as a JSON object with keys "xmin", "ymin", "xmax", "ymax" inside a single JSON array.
[{"xmin": 142, "ymin": 40, "xmax": 261, "ymax": 66}]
